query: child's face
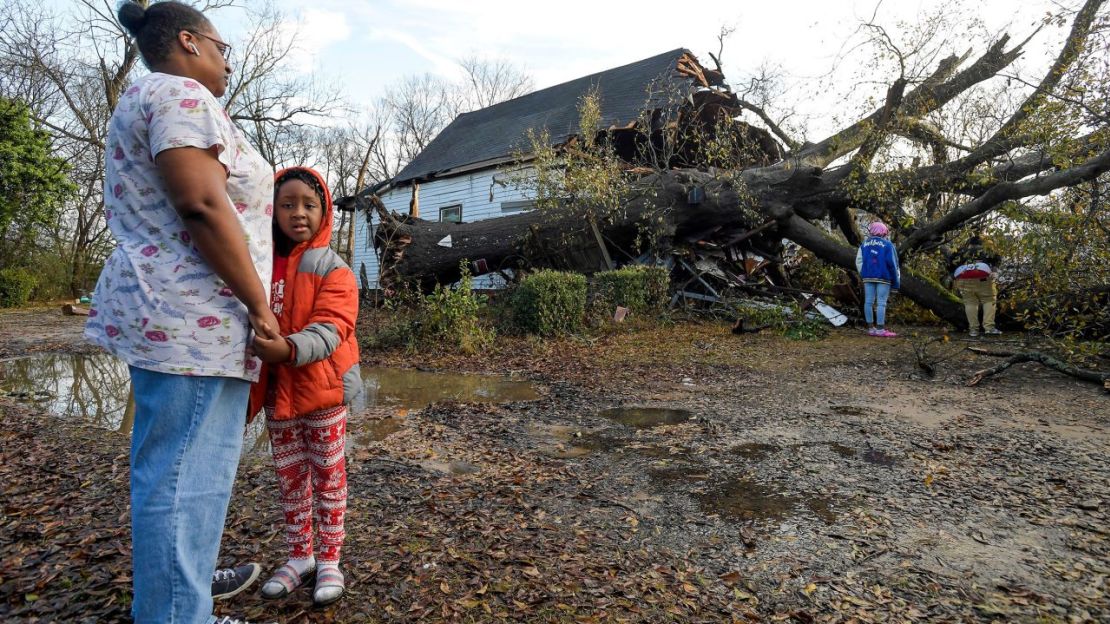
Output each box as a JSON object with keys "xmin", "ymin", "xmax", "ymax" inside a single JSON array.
[{"xmin": 275, "ymin": 179, "xmax": 323, "ymax": 244}]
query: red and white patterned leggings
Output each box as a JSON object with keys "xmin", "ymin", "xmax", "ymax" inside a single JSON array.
[{"xmin": 265, "ymin": 405, "xmax": 348, "ymax": 563}]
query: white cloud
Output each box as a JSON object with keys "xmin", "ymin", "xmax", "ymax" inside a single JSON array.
[{"xmin": 279, "ymin": 9, "xmax": 352, "ymax": 74}]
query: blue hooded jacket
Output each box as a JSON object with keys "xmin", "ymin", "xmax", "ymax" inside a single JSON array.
[{"xmin": 856, "ymin": 236, "xmax": 901, "ymax": 289}]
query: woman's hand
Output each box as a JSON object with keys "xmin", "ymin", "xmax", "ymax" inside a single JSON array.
[
  {"xmin": 249, "ymin": 308, "xmax": 280, "ymax": 342},
  {"xmin": 250, "ymin": 321, "xmax": 292, "ymax": 363}
]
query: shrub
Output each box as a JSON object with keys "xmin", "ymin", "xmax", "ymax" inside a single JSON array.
[
  {"xmin": 417, "ymin": 265, "xmax": 494, "ymax": 354},
  {"xmin": 509, "ymin": 270, "xmax": 587, "ymax": 335},
  {"xmin": 359, "ymin": 264, "xmax": 494, "ymax": 354},
  {"xmin": 0, "ymin": 267, "xmax": 36, "ymax": 307},
  {"xmin": 592, "ymin": 265, "xmax": 669, "ymax": 315}
]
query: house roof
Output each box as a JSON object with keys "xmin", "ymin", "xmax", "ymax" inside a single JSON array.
[{"xmin": 391, "ymin": 48, "xmax": 698, "ymax": 185}]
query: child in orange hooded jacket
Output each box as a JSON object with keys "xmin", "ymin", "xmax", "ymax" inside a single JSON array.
[{"xmin": 250, "ymin": 167, "xmax": 360, "ymax": 606}]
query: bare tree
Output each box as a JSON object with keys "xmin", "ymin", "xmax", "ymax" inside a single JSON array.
[
  {"xmin": 0, "ymin": 0, "xmax": 347, "ymax": 295},
  {"xmin": 455, "ymin": 55, "xmax": 534, "ymax": 112},
  {"xmin": 223, "ymin": 1, "xmax": 346, "ymax": 168}
]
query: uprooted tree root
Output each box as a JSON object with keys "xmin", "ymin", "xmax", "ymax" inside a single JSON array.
[{"xmin": 967, "ymin": 347, "xmax": 1110, "ymax": 389}]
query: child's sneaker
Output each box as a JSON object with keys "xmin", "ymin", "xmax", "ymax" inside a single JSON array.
[
  {"xmin": 867, "ymin": 328, "xmax": 880, "ymax": 336},
  {"xmin": 877, "ymin": 329, "xmax": 898, "ymax": 338},
  {"xmin": 212, "ymin": 563, "xmax": 261, "ymax": 601}
]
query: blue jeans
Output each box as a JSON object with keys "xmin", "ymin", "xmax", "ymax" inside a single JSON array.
[
  {"xmin": 863, "ymin": 281, "xmax": 891, "ymax": 326},
  {"xmin": 129, "ymin": 366, "xmax": 248, "ymax": 624}
]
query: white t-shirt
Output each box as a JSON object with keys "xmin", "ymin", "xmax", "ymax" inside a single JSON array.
[{"xmin": 85, "ymin": 72, "xmax": 273, "ymax": 381}]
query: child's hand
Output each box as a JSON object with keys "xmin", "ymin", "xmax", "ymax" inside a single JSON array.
[{"xmin": 250, "ymin": 321, "xmax": 292, "ymax": 363}]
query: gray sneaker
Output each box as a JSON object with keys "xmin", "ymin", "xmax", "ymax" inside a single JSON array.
[
  {"xmin": 212, "ymin": 618, "xmax": 275, "ymax": 624},
  {"xmin": 969, "ymin": 329, "xmax": 979, "ymax": 337},
  {"xmin": 984, "ymin": 328, "xmax": 1002, "ymax": 335},
  {"xmin": 212, "ymin": 563, "xmax": 261, "ymax": 601}
]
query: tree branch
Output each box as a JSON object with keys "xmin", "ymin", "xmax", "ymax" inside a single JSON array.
[
  {"xmin": 794, "ymin": 35, "xmax": 1025, "ymax": 167},
  {"xmin": 734, "ymin": 98, "xmax": 800, "ymax": 151},
  {"xmin": 968, "ymin": 351, "xmax": 1109, "ymax": 386},
  {"xmin": 901, "ymin": 146, "xmax": 1110, "ymax": 251}
]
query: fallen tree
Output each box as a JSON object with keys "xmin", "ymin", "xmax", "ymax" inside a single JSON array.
[{"xmin": 366, "ymin": 0, "xmax": 1110, "ymax": 329}]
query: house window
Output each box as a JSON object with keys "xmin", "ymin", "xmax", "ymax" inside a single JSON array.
[
  {"xmin": 439, "ymin": 204, "xmax": 462, "ymax": 223},
  {"xmin": 501, "ymin": 200, "xmax": 535, "ymax": 214}
]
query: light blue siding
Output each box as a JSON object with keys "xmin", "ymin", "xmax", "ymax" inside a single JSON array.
[{"xmin": 352, "ymin": 168, "xmax": 535, "ymax": 290}]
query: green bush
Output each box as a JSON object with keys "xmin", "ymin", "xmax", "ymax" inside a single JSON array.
[
  {"xmin": 417, "ymin": 265, "xmax": 493, "ymax": 354},
  {"xmin": 360, "ymin": 265, "xmax": 494, "ymax": 354},
  {"xmin": 509, "ymin": 270, "xmax": 587, "ymax": 335},
  {"xmin": 0, "ymin": 267, "xmax": 36, "ymax": 307},
  {"xmin": 592, "ymin": 265, "xmax": 669, "ymax": 315}
]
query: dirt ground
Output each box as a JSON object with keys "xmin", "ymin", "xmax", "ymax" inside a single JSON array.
[{"xmin": 1, "ymin": 306, "xmax": 1107, "ymax": 623}]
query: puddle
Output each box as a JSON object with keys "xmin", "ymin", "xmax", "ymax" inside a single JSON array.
[
  {"xmin": 353, "ymin": 367, "xmax": 539, "ymax": 411},
  {"xmin": 532, "ymin": 424, "xmax": 690, "ymax": 460},
  {"xmin": 599, "ymin": 407, "xmax": 691, "ymax": 429},
  {"xmin": 354, "ymin": 416, "xmax": 406, "ymax": 445},
  {"xmin": 0, "ymin": 353, "xmax": 130, "ymax": 430},
  {"xmin": 862, "ymin": 448, "xmax": 897, "ymax": 467},
  {"xmin": 827, "ymin": 442, "xmax": 857, "ymax": 458},
  {"xmin": 696, "ymin": 478, "xmax": 838, "ymax": 525},
  {"xmin": 650, "ymin": 466, "xmax": 711, "ymax": 485},
  {"xmin": 1, "ymin": 355, "xmax": 539, "ymax": 454},
  {"xmin": 732, "ymin": 442, "xmax": 781, "ymax": 461}
]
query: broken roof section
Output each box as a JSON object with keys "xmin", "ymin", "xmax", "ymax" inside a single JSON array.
[{"xmin": 392, "ymin": 48, "xmax": 716, "ymax": 186}]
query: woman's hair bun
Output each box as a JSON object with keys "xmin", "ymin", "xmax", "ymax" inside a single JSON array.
[{"xmin": 117, "ymin": 2, "xmax": 147, "ymax": 35}]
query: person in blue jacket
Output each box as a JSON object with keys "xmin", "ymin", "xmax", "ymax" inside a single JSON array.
[{"xmin": 855, "ymin": 221, "xmax": 901, "ymax": 337}]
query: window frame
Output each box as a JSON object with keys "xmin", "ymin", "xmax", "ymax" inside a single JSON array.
[{"xmin": 438, "ymin": 204, "xmax": 462, "ymax": 223}]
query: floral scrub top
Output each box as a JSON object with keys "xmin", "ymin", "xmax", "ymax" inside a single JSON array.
[{"xmin": 85, "ymin": 72, "xmax": 273, "ymax": 381}]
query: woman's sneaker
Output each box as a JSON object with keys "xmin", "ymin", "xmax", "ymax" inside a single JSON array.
[{"xmin": 212, "ymin": 563, "xmax": 262, "ymax": 601}]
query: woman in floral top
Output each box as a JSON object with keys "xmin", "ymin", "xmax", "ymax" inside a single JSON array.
[{"xmin": 84, "ymin": 3, "xmax": 274, "ymax": 623}]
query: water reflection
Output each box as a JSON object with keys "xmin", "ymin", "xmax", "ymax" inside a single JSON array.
[
  {"xmin": 695, "ymin": 478, "xmax": 838, "ymax": 526},
  {"xmin": 598, "ymin": 407, "xmax": 691, "ymax": 429},
  {"xmin": 2, "ymin": 356, "xmax": 540, "ymax": 455},
  {"xmin": 352, "ymin": 367, "xmax": 539, "ymax": 411},
  {"xmin": 0, "ymin": 353, "xmax": 130, "ymax": 429}
]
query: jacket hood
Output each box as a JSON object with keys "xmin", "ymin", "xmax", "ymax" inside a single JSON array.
[{"xmin": 273, "ymin": 166, "xmax": 333, "ymax": 250}]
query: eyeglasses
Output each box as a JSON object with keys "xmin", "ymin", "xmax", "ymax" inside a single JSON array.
[{"xmin": 187, "ymin": 31, "xmax": 232, "ymax": 61}]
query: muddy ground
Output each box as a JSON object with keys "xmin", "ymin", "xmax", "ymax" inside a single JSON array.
[{"xmin": 1, "ymin": 306, "xmax": 1107, "ymax": 623}]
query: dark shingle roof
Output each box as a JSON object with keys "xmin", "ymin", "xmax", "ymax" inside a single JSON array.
[{"xmin": 392, "ymin": 48, "xmax": 695, "ymax": 185}]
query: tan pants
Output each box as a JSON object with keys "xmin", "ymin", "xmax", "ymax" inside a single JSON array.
[{"xmin": 956, "ymin": 277, "xmax": 997, "ymax": 331}]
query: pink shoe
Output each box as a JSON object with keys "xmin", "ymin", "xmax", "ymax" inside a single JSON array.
[{"xmin": 877, "ymin": 329, "xmax": 898, "ymax": 338}]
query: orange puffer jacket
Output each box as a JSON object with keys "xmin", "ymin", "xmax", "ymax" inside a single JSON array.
[{"xmin": 248, "ymin": 167, "xmax": 361, "ymax": 421}]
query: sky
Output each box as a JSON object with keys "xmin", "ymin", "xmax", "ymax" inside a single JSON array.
[{"xmin": 205, "ymin": 0, "xmax": 1071, "ymax": 139}]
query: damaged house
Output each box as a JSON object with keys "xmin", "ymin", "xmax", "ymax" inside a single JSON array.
[{"xmin": 352, "ymin": 48, "xmax": 784, "ymax": 294}]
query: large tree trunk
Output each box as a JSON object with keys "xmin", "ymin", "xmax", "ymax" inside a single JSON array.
[
  {"xmin": 374, "ymin": 135, "xmax": 1108, "ymax": 326},
  {"xmin": 374, "ymin": 164, "xmax": 971, "ymax": 325}
]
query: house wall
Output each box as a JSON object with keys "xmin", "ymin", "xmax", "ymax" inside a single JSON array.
[{"xmin": 352, "ymin": 167, "xmax": 535, "ymax": 290}]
